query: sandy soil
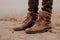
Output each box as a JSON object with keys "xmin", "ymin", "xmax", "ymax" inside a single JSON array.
[{"xmin": 0, "ymin": 14, "xmax": 60, "ymax": 40}]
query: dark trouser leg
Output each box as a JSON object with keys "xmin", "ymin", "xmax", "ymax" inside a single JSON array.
[
  {"xmin": 28, "ymin": 0, "xmax": 39, "ymax": 13},
  {"xmin": 42, "ymin": 0, "xmax": 53, "ymax": 13}
]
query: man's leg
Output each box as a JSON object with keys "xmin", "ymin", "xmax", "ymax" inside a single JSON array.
[
  {"xmin": 42, "ymin": 0, "xmax": 53, "ymax": 13},
  {"xmin": 28, "ymin": 0, "xmax": 39, "ymax": 13},
  {"xmin": 25, "ymin": 0, "xmax": 53, "ymax": 34},
  {"xmin": 13, "ymin": 0, "xmax": 39, "ymax": 31}
]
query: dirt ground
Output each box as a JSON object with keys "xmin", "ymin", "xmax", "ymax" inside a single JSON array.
[{"xmin": 0, "ymin": 14, "xmax": 60, "ymax": 40}]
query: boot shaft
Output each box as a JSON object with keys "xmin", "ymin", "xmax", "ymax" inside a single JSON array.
[
  {"xmin": 42, "ymin": 0, "xmax": 53, "ymax": 13},
  {"xmin": 27, "ymin": 12, "xmax": 38, "ymax": 21},
  {"xmin": 39, "ymin": 11, "xmax": 51, "ymax": 24}
]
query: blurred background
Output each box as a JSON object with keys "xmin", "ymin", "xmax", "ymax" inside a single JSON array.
[{"xmin": 0, "ymin": 0, "xmax": 60, "ymax": 18}]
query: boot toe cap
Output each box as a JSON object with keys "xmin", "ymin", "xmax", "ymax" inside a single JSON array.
[
  {"xmin": 13, "ymin": 27, "xmax": 24, "ymax": 31},
  {"xmin": 25, "ymin": 28, "xmax": 36, "ymax": 34}
]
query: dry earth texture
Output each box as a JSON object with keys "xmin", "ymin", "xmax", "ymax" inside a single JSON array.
[{"xmin": 0, "ymin": 14, "xmax": 60, "ymax": 40}]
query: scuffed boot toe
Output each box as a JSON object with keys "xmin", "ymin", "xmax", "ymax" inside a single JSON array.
[
  {"xmin": 25, "ymin": 28, "xmax": 37, "ymax": 34},
  {"xmin": 13, "ymin": 27, "xmax": 25, "ymax": 31}
]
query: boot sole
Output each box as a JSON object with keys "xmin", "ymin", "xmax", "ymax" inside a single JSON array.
[{"xmin": 26, "ymin": 27, "xmax": 52, "ymax": 34}]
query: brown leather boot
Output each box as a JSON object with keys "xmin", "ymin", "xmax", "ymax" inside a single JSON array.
[
  {"xmin": 25, "ymin": 11, "xmax": 52, "ymax": 34},
  {"xmin": 13, "ymin": 12, "xmax": 38, "ymax": 31},
  {"xmin": 13, "ymin": 0, "xmax": 39, "ymax": 31},
  {"xmin": 25, "ymin": 0, "xmax": 53, "ymax": 34}
]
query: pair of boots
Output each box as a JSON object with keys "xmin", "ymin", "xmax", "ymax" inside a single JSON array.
[{"xmin": 14, "ymin": 0, "xmax": 53, "ymax": 34}]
